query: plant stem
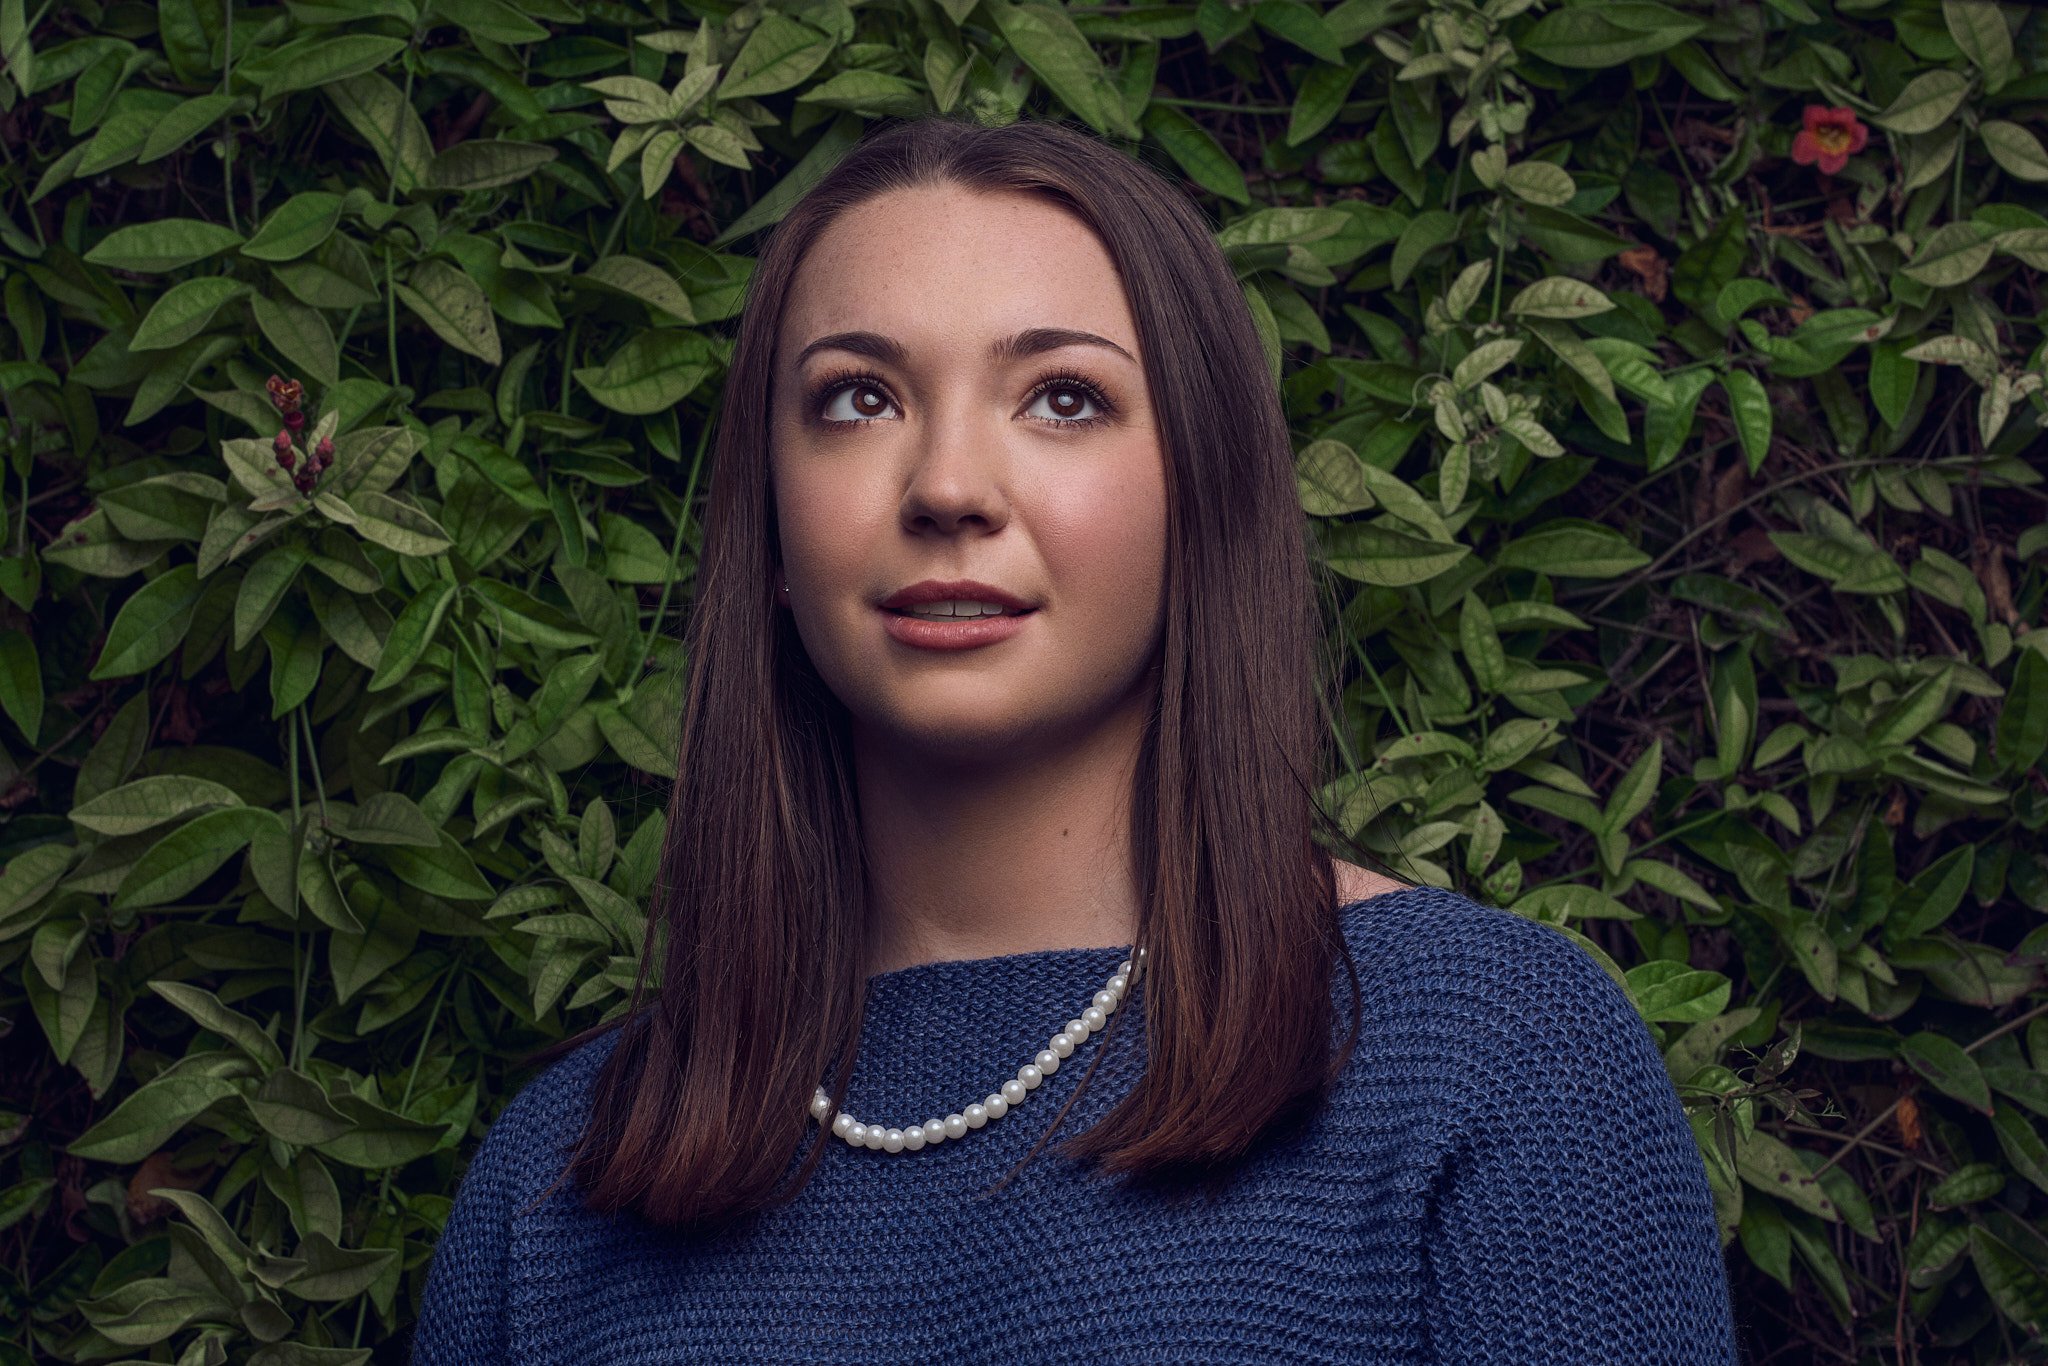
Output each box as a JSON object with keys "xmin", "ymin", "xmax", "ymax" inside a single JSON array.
[
  {"xmin": 639, "ymin": 401, "xmax": 715, "ymax": 664},
  {"xmin": 286, "ymin": 710, "xmax": 307, "ymax": 1070}
]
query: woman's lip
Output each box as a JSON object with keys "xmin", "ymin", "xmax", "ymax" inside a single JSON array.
[{"xmin": 879, "ymin": 606, "xmax": 1037, "ymax": 651}]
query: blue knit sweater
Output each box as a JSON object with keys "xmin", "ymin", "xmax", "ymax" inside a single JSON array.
[{"xmin": 413, "ymin": 887, "xmax": 1742, "ymax": 1362}]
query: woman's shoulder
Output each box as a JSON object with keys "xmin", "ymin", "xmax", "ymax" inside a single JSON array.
[
  {"xmin": 1330, "ymin": 875, "xmax": 1647, "ymax": 1055},
  {"xmin": 465, "ymin": 1026, "xmax": 624, "ymax": 1187}
]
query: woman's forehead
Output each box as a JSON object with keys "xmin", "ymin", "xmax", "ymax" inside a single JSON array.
[{"xmin": 779, "ymin": 187, "xmax": 1135, "ymax": 355}]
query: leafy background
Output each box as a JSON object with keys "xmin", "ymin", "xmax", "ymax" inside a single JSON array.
[{"xmin": 0, "ymin": 0, "xmax": 2044, "ymax": 1360}]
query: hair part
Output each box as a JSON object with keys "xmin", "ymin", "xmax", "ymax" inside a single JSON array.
[{"xmin": 559, "ymin": 111, "xmax": 1383, "ymax": 1233}]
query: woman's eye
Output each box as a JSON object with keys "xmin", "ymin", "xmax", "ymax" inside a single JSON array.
[
  {"xmin": 821, "ymin": 383, "xmax": 896, "ymax": 423},
  {"xmin": 1026, "ymin": 383, "xmax": 1102, "ymax": 424}
]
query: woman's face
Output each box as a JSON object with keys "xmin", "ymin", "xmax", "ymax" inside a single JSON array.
[{"xmin": 769, "ymin": 183, "xmax": 1168, "ymax": 768}]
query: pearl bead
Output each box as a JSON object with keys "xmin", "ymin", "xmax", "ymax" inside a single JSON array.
[{"xmin": 811, "ymin": 949, "xmax": 1140, "ymax": 1153}]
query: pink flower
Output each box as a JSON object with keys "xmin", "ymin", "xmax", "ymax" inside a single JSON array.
[{"xmin": 1791, "ymin": 106, "xmax": 1868, "ymax": 176}]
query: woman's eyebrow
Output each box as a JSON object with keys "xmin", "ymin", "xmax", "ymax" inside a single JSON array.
[{"xmin": 792, "ymin": 326, "xmax": 1136, "ymax": 369}]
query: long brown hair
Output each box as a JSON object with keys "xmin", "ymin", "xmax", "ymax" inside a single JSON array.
[{"xmin": 564, "ymin": 111, "xmax": 1387, "ymax": 1231}]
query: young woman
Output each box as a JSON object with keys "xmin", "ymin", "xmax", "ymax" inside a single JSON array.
[{"xmin": 412, "ymin": 114, "xmax": 1741, "ymax": 1363}]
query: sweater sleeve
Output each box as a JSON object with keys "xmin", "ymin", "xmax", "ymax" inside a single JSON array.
[
  {"xmin": 1420, "ymin": 919, "xmax": 1742, "ymax": 1365},
  {"xmin": 410, "ymin": 1099, "xmax": 519, "ymax": 1365}
]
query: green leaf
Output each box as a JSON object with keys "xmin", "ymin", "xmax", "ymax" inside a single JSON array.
[
  {"xmin": 283, "ymin": 1232, "xmax": 396, "ymax": 1302},
  {"xmin": 312, "ymin": 1092, "xmax": 447, "ymax": 1169},
  {"xmin": 396, "ymin": 260, "xmax": 501, "ymax": 365},
  {"xmin": 240, "ymin": 192, "xmax": 345, "ymax": 261},
  {"xmin": 149, "ymin": 980, "xmax": 285, "ymax": 1071},
  {"xmin": 345, "ymin": 792, "xmax": 440, "ymax": 848},
  {"xmin": 71, "ymin": 773, "xmax": 240, "ymax": 837},
  {"xmin": 113, "ymin": 806, "xmax": 277, "ymax": 909},
  {"xmin": 1901, "ymin": 222, "xmax": 1995, "ymax": 287},
  {"xmin": 139, "ymin": 92, "xmax": 241, "ymax": 163},
  {"xmin": 792, "ymin": 70, "xmax": 927, "ymax": 119},
  {"xmin": 377, "ymin": 830, "xmax": 492, "ymax": 901},
  {"xmin": 1389, "ymin": 210, "xmax": 1459, "ymax": 289},
  {"xmin": 368, "ymin": 580, "xmax": 456, "ymax": 691},
  {"xmin": 1870, "ymin": 69, "xmax": 1971, "ymax": 134},
  {"xmin": 718, "ymin": 13, "xmax": 833, "ymax": 99},
  {"xmin": 129, "ymin": 277, "xmax": 250, "ymax": 351},
  {"xmin": 1991, "ymin": 1106, "xmax": 2048, "ymax": 1198},
  {"xmin": 574, "ymin": 330, "xmax": 711, "ymax": 414},
  {"xmin": 260, "ymin": 34, "xmax": 409, "ymax": 100},
  {"xmin": 247, "ymin": 1068, "xmax": 352, "ymax": 1144},
  {"xmin": 85, "ymin": 219, "xmax": 243, "ymax": 273},
  {"xmin": 0, "ymin": 629, "xmax": 42, "ymax": 742},
  {"xmin": 252, "ymin": 294, "xmax": 340, "ymax": 387},
  {"xmin": 1981, "ymin": 121, "xmax": 2048, "ymax": 182},
  {"xmin": 1508, "ymin": 276, "xmax": 1614, "ymax": 319},
  {"xmin": 1735, "ymin": 1128, "xmax": 1840, "ymax": 1222},
  {"xmin": 327, "ymin": 73, "xmax": 433, "ymax": 193},
  {"xmin": 1869, "ymin": 341, "xmax": 1917, "ymax": 429},
  {"xmin": 1996, "ymin": 646, "xmax": 2048, "ymax": 774},
  {"xmin": 1900, "ymin": 1031, "xmax": 1993, "ymax": 1115},
  {"xmin": 1286, "ymin": 55, "xmax": 1360, "ymax": 150},
  {"xmin": 1521, "ymin": 3, "xmax": 1702, "ymax": 67},
  {"xmin": 1719, "ymin": 370, "xmax": 1773, "ymax": 474},
  {"xmin": 1144, "ymin": 104, "xmax": 1250, "ymax": 206},
  {"xmin": 1494, "ymin": 521, "xmax": 1652, "ymax": 579},
  {"xmin": 348, "ymin": 491, "xmax": 454, "ymax": 558},
  {"xmin": 984, "ymin": 1, "xmax": 1134, "ymax": 139},
  {"xmin": 1624, "ymin": 961, "xmax": 1732, "ymax": 1023},
  {"xmin": 1501, "ymin": 160, "xmax": 1577, "ymax": 208},
  {"xmin": 90, "ymin": 565, "xmax": 203, "ymax": 679},
  {"xmin": 1946, "ymin": 0, "xmax": 2012, "ymax": 87},
  {"xmin": 579, "ymin": 257, "xmax": 696, "ymax": 324},
  {"xmin": 424, "ymin": 140, "xmax": 558, "ymax": 192},
  {"xmin": 1969, "ymin": 1226, "xmax": 2048, "ymax": 1336},
  {"xmin": 68, "ymin": 1065, "xmax": 243, "ymax": 1162},
  {"xmin": 1319, "ymin": 520, "xmax": 1468, "ymax": 585},
  {"xmin": 1251, "ymin": 0, "xmax": 1345, "ymax": 64}
]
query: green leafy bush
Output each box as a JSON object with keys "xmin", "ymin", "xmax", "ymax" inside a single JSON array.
[{"xmin": 0, "ymin": 0, "xmax": 2044, "ymax": 1360}]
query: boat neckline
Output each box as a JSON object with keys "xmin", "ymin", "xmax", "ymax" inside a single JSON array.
[{"xmin": 860, "ymin": 886, "xmax": 1430, "ymax": 991}]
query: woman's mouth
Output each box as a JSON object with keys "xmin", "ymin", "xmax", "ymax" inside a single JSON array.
[{"xmin": 879, "ymin": 605, "xmax": 1038, "ymax": 651}]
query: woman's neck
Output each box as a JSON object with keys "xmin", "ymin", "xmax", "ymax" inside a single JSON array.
[{"xmin": 850, "ymin": 695, "xmax": 1149, "ymax": 980}]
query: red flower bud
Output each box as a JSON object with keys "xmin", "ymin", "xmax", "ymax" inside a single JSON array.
[
  {"xmin": 266, "ymin": 374, "xmax": 304, "ymax": 414},
  {"xmin": 314, "ymin": 436, "xmax": 334, "ymax": 461},
  {"xmin": 273, "ymin": 430, "xmax": 292, "ymax": 455},
  {"xmin": 277, "ymin": 448, "xmax": 297, "ymax": 471},
  {"xmin": 284, "ymin": 410, "xmax": 306, "ymax": 432}
]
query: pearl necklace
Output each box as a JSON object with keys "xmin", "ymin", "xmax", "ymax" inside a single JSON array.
[{"xmin": 811, "ymin": 945, "xmax": 1146, "ymax": 1153}]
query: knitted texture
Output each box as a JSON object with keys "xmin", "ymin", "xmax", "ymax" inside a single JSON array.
[{"xmin": 413, "ymin": 886, "xmax": 1743, "ymax": 1363}]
